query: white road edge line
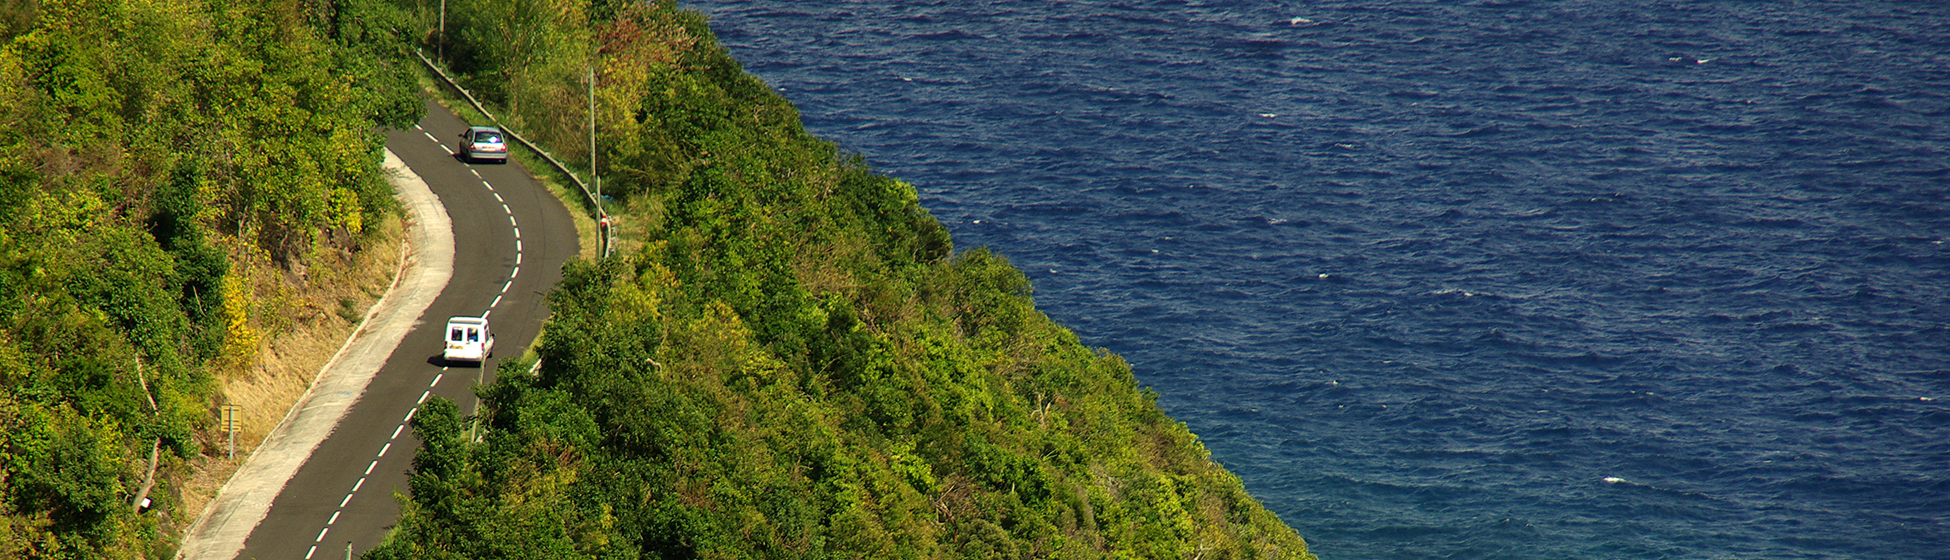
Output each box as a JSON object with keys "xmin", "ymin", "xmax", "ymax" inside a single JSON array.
[{"xmin": 174, "ymin": 148, "xmax": 455, "ymax": 560}]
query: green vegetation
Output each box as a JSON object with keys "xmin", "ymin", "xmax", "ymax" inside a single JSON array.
[
  {"xmin": 370, "ymin": 1, "xmax": 1312, "ymax": 558},
  {"xmin": 0, "ymin": 0, "xmax": 421, "ymax": 556},
  {"xmin": 0, "ymin": 0, "xmax": 1315, "ymax": 555}
]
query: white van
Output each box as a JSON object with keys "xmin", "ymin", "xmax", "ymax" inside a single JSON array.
[{"xmin": 443, "ymin": 316, "xmax": 494, "ymax": 364}]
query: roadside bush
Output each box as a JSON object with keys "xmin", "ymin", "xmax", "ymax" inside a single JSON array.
[
  {"xmin": 0, "ymin": 0, "xmax": 422, "ymax": 555},
  {"xmin": 375, "ymin": 2, "xmax": 1316, "ymax": 557}
]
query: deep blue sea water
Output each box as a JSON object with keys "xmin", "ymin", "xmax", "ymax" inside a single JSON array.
[{"xmin": 685, "ymin": 1, "xmax": 1950, "ymax": 558}]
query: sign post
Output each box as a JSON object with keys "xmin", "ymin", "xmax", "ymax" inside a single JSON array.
[{"xmin": 222, "ymin": 405, "xmax": 241, "ymax": 459}]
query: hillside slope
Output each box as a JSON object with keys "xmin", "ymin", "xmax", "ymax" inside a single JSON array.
[
  {"xmin": 368, "ymin": 1, "xmax": 1313, "ymax": 559},
  {"xmin": 0, "ymin": 0, "xmax": 420, "ymax": 556}
]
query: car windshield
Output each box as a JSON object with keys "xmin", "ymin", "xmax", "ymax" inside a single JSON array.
[{"xmin": 476, "ymin": 132, "xmax": 503, "ymax": 144}]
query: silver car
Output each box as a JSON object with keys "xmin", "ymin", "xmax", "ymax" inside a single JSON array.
[{"xmin": 457, "ymin": 126, "xmax": 508, "ymax": 163}]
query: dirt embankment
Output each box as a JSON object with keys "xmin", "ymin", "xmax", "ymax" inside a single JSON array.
[{"xmin": 168, "ymin": 211, "xmax": 406, "ymax": 538}]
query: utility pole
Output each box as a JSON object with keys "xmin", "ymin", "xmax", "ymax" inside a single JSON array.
[
  {"xmin": 437, "ymin": 0, "xmax": 446, "ymax": 60},
  {"xmin": 590, "ymin": 65, "xmax": 608, "ymax": 258},
  {"xmin": 589, "ymin": 64, "xmax": 597, "ymax": 207}
]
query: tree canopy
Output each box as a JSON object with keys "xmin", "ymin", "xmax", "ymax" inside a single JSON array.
[
  {"xmin": 0, "ymin": 0, "xmax": 421, "ymax": 556},
  {"xmin": 368, "ymin": 1, "xmax": 1313, "ymax": 558}
]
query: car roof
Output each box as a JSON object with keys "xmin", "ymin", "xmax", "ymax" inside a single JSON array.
[
  {"xmin": 467, "ymin": 126, "xmax": 501, "ymax": 134},
  {"xmin": 447, "ymin": 316, "xmax": 488, "ymax": 325}
]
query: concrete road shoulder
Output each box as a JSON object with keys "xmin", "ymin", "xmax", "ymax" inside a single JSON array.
[{"xmin": 174, "ymin": 150, "xmax": 456, "ymax": 560}]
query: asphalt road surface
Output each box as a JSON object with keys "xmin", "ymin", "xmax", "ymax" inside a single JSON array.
[{"xmin": 234, "ymin": 99, "xmax": 579, "ymax": 560}]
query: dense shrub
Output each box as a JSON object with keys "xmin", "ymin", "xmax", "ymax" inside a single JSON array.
[
  {"xmin": 0, "ymin": 0, "xmax": 421, "ymax": 555},
  {"xmin": 372, "ymin": 1, "xmax": 1313, "ymax": 559}
]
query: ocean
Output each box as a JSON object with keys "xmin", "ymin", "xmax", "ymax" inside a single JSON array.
[{"xmin": 685, "ymin": 1, "xmax": 1950, "ymax": 558}]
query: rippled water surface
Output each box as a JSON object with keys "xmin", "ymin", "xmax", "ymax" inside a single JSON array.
[{"xmin": 687, "ymin": 1, "xmax": 1950, "ymax": 558}]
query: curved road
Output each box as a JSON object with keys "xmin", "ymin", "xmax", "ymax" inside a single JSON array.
[{"xmin": 232, "ymin": 99, "xmax": 579, "ymax": 560}]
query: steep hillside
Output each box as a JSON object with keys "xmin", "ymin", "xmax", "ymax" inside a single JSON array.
[
  {"xmin": 369, "ymin": 1, "xmax": 1313, "ymax": 558},
  {"xmin": 0, "ymin": 0, "xmax": 420, "ymax": 556}
]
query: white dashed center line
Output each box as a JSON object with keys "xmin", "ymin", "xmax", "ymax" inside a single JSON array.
[{"xmin": 316, "ymin": 124, "xmax": 531, "ymax": 556}]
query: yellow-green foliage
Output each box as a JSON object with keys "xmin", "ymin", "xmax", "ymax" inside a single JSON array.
[
  {"xmin": 0, "ymin": 0, "xmax": 421, "ymax": 556},
  {"xmin": 373, "ymin": 2, "xmax": 1312, "ymax": 559}
]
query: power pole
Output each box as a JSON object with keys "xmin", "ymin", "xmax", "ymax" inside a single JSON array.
[
  {"xmin": 590, "ymin": 65, "xmax": 609, "ymax": 258},
  {"xmin": 589, "ymin": 64, "xmax": 596, "ymax": 208}
]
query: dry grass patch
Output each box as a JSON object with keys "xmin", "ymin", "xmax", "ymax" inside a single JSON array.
[{"xmin": 172, "ymin": 213, "xmax": 406, "ymax": 529}]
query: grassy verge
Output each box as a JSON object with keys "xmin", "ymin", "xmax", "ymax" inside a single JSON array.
[{"xmin": 411, "ymin": 72, "xmax": 608, "ymax": 261}]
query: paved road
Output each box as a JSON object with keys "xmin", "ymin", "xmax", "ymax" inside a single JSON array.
[{"xmin": 233, "ymin": 99, "xmax": 579, "ymax": 560}]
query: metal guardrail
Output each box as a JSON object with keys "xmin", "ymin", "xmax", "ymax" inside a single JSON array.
[{"xmin": 412, "ymin": 49, "xmax": 613, "ymax": 257}]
